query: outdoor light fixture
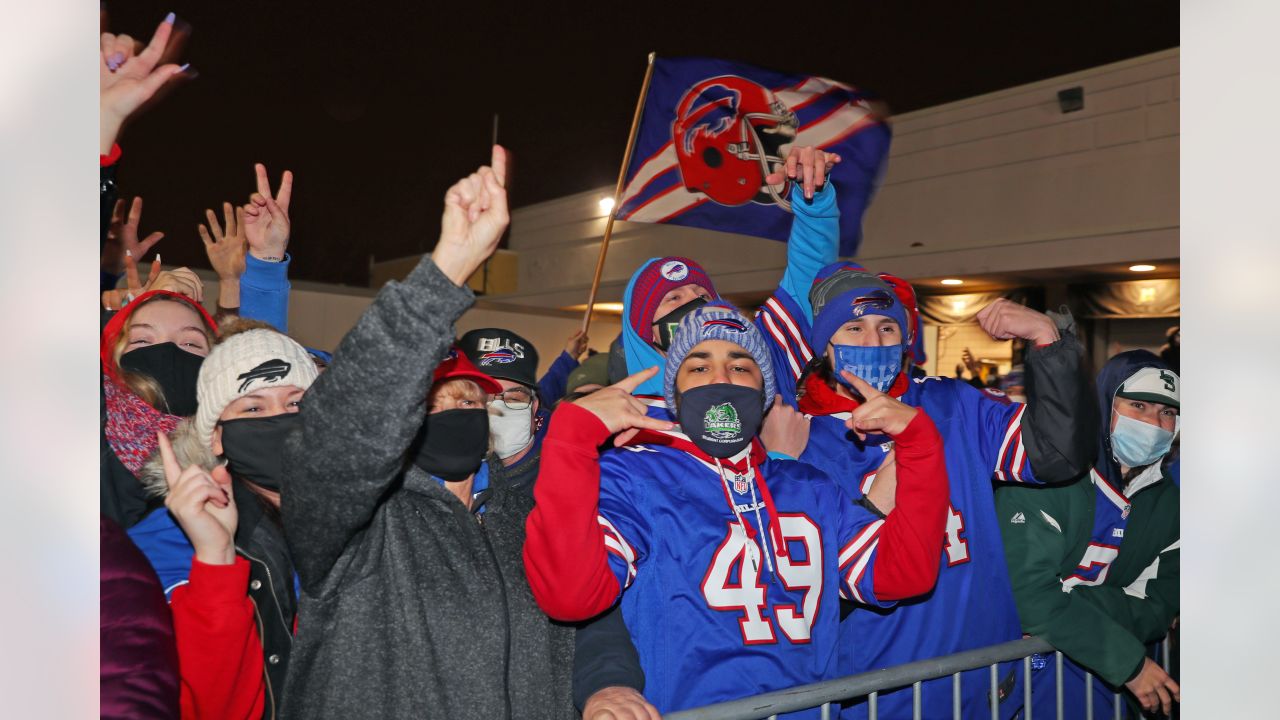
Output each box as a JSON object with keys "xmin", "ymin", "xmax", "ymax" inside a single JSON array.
[
  {"xmin": 1129, "ymin": 264, "xmax": 1156, "ymax": 272},
  {"xmin": 940, "ymin": 278, "xmax": 964, "ymax": 286},
  {"xmin": 598, "ymin": 197, "xmax": 616, "ymax": 215}
]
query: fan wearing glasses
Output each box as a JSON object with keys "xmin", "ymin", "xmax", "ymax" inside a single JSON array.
[{"xmin": 459, "ymin": 328, "xmax": 550, "ymax": 495}]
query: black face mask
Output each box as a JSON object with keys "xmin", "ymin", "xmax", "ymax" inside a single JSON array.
[
  {"xmin": 411, "ymin": 409, "xmax": 490, "ymax": 481},
  {"xmin": 676, "ymin": 383, "xmax": 764, "ymax": 459},
  {"xmin": 219, "ymin": 413, "xmax": 302, "ymax": 492},
  {"xmin": 652, "ymin": 297, "xmax": 709, "ymax": 352},
  {"xmin": 119, "ymin": 342, "xmax": 204, "ymax": 416}
]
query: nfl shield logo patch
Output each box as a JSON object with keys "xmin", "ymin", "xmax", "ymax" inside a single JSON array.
[{"xmin": 733, "ymin": 474, "xmax": 749, "ymax": 495}]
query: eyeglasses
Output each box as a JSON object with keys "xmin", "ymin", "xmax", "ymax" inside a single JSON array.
[{"xmin": 491, "ymin": 386, "xmax": 534, "ymax": 411}]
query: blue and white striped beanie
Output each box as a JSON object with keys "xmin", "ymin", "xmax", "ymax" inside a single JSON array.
[{"xmin": 663, "ymin": 302, "xmax": 776, "ymax": 415}]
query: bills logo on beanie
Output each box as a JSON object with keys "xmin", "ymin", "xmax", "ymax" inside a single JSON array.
[
  {"xmin": 662, "ymin": 302, "xmax": 776, "ymax": 414},
  {"xmin": 195, "ymin": 329, "xmax": 319, "ymax": 447},
  {"xmin": 628, "ymin": 256, "xmax": 718, "ymax": 340}
]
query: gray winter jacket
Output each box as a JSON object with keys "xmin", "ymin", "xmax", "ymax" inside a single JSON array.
[{"xmin": 278, "ymin": 258, "xmax": 575, "ymax": 719}]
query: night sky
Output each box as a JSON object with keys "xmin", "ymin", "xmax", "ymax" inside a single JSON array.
[{"xmin": 106, "ymin": 1, "xmax": 1177, "ymax": 286}]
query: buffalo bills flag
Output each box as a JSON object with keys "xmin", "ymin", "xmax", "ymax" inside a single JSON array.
[{"xmin": 615, "ymin": 56, "xmax": 891, "ymax": 257}]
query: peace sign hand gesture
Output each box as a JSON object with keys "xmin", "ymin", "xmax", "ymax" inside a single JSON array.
[
  {"xmin": 158, "ymin": 432, "xmax": 238, "ymax": 566},
  {"xmin": 572, "ymin": 366, "xmax": 677, "ymax": 447},
  {"xmin": 243, "ymin": 164, "xmax": 294, "ymax": 260},
  {"xmin": 841, "ymin": 371, "xmax": 919, "ymax": 441}
]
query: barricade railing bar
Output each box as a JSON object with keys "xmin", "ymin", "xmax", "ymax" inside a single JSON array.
[{"xmin": 665, "ymin": 634, "xmax": 1175, "ymax": 720}]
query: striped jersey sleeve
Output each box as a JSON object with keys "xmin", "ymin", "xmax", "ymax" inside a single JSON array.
[{"xmin": 835, "ymin": 499, "xmax": 896, "ymax": 608}]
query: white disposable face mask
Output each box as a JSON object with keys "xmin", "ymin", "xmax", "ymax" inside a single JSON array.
[{"xmin": 488, "ymin": 400, "xmax": 534, "ymax": 460}]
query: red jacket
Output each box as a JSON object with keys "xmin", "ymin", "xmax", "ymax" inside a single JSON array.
[{"xmin": 169, "ymin": 557, "xmax": 265, "ymax": 720}]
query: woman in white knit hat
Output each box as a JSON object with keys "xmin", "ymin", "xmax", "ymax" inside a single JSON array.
[{"xmin": 128, "ymin": 318, "xmax": 318, "ymax": 720}]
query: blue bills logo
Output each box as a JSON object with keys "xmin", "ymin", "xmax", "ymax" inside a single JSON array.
[{"xmin": 702, "ymin": 317, "xmax": 748, "ymax": 333}]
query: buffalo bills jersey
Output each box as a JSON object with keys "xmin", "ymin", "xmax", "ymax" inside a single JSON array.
[
  {"xmin": 596, "ymin": 439, "xmax": 890, "ymax": 717},
  {"xmin": 800, "ymin": 377, "xmax": 1040, "ymax": 719}
]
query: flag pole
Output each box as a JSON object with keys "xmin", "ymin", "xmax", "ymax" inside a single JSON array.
[{"xmin": 581, "ymin": 51, "xmax": 657, "ymax": 336}]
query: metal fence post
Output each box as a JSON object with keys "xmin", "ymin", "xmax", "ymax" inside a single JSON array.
[
  {"xmin": 869, "ymin": 690, "xmax": 878, "ymax": 720},
  {"xmin": 1085, "ymin": 672, "xmax": 1093, "ymax": 720},
  {"xmin": 1055, "ymin": 651, "xmax": 1064, "ymax": 720},
  {"xmin": 990, "ymin": 663, "xmax": 999, "ymax": 720},
  {"xmin": 953, "ymin": 672, "xmax": 961, "ymax": 720}
]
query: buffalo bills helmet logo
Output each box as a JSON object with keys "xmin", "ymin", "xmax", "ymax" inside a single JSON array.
[
  {"xmin": 236, "ymin": 359, "xmax": 291, "ymax": 393},
  {"xmin": 479, "ymin": 349, "xmax": 517, "ymax": 366},
  {"xmin": 702, "ymin": 317, "xmax": 748, "ymax": 333},
  {"xmin": 660, "ymin": 260, "xmax": 689, "ymax": 281},
  {"xmin": 850, "ymin": 290, "xmax": 896, "ymax": 318},
  {"xmin": 673, "ymin": 76, "xmax": 799, "ymax": 210}
]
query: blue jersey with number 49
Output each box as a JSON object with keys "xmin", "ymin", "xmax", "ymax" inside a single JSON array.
[{"xmin": 596, "ymin": 440, "xmax": 889, "ymax": 717}]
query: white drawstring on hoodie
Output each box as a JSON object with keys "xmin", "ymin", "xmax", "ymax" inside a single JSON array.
[{"xmin": 714, "ymin": 458, "xmax": 777, "ymax": 576}]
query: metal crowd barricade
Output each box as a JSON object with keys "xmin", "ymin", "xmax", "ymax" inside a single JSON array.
[{"xmin": 665, "ymin": 634, "xmax": 1175, "ymax": 720}]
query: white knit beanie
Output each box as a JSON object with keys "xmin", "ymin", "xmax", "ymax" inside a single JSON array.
[{"xmin": 194, "ymin": 329, "xmax": 319, "ymax": 447}]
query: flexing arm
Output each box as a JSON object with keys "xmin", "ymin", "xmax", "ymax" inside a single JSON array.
[
  {"xmin": 283, "ymin": 148, "xmax": 508, "ymax": 591},
  {"xmin": 976, "ymin": 302, "xmax": 1096, "ymax": 484}
]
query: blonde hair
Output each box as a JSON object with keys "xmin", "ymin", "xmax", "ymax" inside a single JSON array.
[{"xmin": 111, "ymin": 296, "xmax": 216, "ymax": 411}]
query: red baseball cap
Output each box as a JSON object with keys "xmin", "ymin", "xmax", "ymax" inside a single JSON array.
[{"xmin": 432, "ymin": 346, "xmax": 503, "ymax": 395}]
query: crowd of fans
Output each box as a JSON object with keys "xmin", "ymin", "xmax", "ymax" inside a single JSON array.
[{"xmin": 99, "ymin": 11, "xmax": 1181, "ymax": 720}]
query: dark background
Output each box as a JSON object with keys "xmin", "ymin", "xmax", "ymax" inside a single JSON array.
[{"xmin": 105, "ymin": 1, "xmax": 1177, "ymax": 286}]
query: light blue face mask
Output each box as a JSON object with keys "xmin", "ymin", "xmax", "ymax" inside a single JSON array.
[
  {"xmin": 1110, "ymin": 412, "xmax": 1178, "ymax": 467},
  {"xmin": 830, "ymin": 343, "xmax": 902, "ymax": 394}
]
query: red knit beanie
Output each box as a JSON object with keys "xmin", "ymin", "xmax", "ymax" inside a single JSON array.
[{"xmin": 627, "ymin": 257, "xmax": 718, "ymax": 339}]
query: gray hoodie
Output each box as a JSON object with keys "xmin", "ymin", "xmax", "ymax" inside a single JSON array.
[{"xmin": 279, "ymin": 257, "xmax": 574, "ymax": 719}]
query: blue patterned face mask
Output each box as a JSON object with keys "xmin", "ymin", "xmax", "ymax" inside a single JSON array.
[{"xmin": 830, "ymin": 343, "xmax": 903, "ymax": 394}]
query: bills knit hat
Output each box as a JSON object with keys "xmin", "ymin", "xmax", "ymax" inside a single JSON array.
[
  {"xmin": 663, "ymin": 302, "xmax": 776, "ymax": 414},
  {"xmin": 1117, "ymin": 366, "xmax": 1180, "ymax": 409},
  {"xmin": 807, "ymin": 262, "xmax": 909, "ymax": 353},
  {"xmin": 628, "ymin": 257, "xmax": 718, "ymax": 341},
  {"xmin": 458, "ymin": 328, "xmax": 540, "ymax": 388},
  {"xmin": 194, "ymin": 329, "xmax": 319, "ymax": 447}
]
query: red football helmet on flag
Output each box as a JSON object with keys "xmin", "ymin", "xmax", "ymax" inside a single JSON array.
[{"xmin": 672, "ymin": 76, "xmax": 798, "ymax": 210}]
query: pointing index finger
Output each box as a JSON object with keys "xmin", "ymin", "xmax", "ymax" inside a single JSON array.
[
  {"xmin": 612, "ymin": 365, "xmax": 660, "ymax": 394},
  {"xmin": 157, "ymin": 432, "xmax": 182, "ymax": 489},
  {"xmin": 841, "ymin": 370, "xmax": 883, "ymax": 400},
  {"xmin": 490, "ymin": 145, "xmax": 508, "ymax": 188}
]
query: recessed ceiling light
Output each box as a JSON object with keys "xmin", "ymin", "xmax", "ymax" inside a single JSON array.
[
  {"xmin": 598, "ymin": 197, "xmax": 616, "ymax": 215},
  {"xmin": 1129, "ymin": 264, "xmax": 1155, "ymax": 272},
  {"xmin": 940, "ymin": 278, "xmax": 964, "ymax": 286}
]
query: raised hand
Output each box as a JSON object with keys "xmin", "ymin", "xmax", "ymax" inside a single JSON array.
[
  {"xmin": 243, "ymin": 164, "xmax": 293, "ymax": 260},
  {"xmin": 841, "ymin": 371, "xmax": 919, "ymax": 441},
  {"xmin": 433, "ymin": 145, "xmax": 510, "ymax": 287},
  {"xmin": 976, "ymin": 298, "xmax": 1059, "ymax": 346},
  {"xmin": 200, "ymin": 202, "xmax": 248, "ymax": 281},
  {"xmin": 565, "ymin": 329, "xmax": 589, "ymax": 360},
  {"xmin": 572, "ymin": 366, "xmax": 676, "ymax": 447},
  {"xmin": 765, "ymin": 145, "xmax": 843, "ymax": 199},
  {"xmin": 158, "ymin": 432, "xmax": 238, "ymax": 566},
  {"xmin": 102, "ymin": 197, "xmax": 165, "ymax": 274},
  {"xmin": 582, "ymin": 686, "xmax": 661, "ymax": 720},
  {"xmin": 100, "ymin": 13, "xmax": 190, "ymax": 153},
  {"xmin": 760, "ymin": 395, "xmax": 810, "ymax": 458},
  {"xmin": 1125, "ymin": 657, "xmax": 1179, "ymax": 716}
]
